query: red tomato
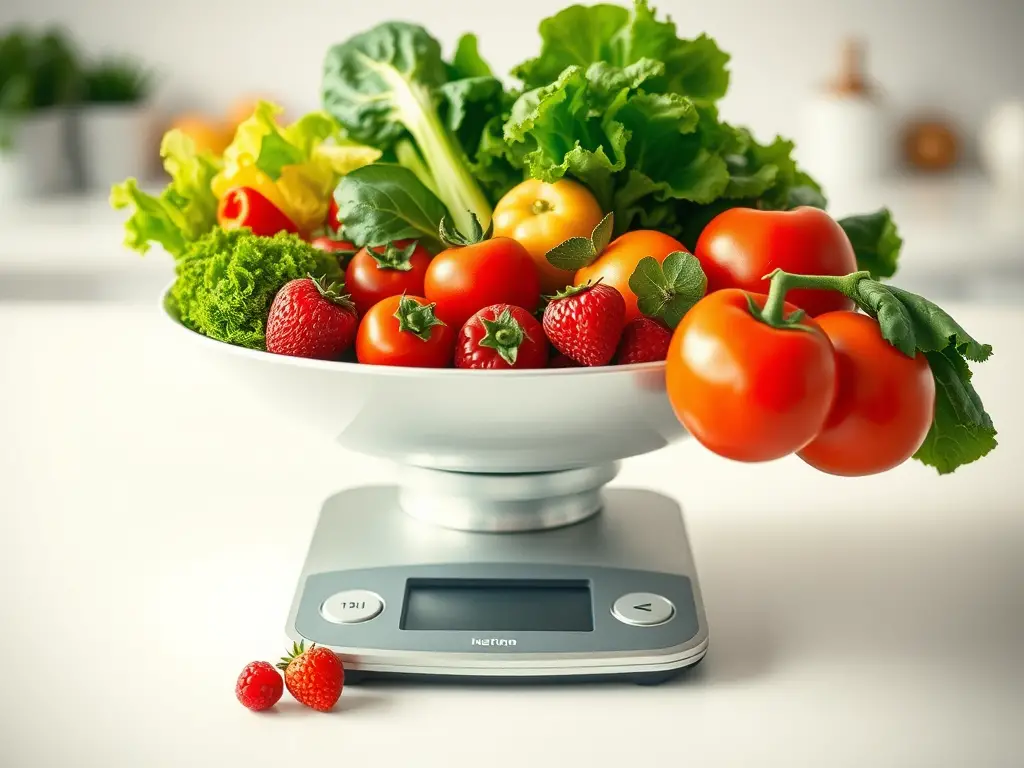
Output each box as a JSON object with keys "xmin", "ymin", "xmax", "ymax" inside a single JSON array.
[
  {"xmin": 424, "ymin": 238, "xmax": 541, "ymax": 330},
  {"xmin": 345, "ymin": 240, "xmax": 432, "ymax": 316},
  {"xmin": 455, "ymin": 304, "xmax": 549, "ymax": 370},
  {"xmin": 666, "ymin": 288, "xmax": 837, "ymax": 462},
  {"xmin": 356, "ymin": 294, "xmax": 454, "ymax": 368},
  {"xmin": 695, "ymin": 207, "xmax": 858, "ymax": 317},
  {"xmin": 310, "ymin": 236, "xmax": 357, "ymax": 254},
  {"xmin": 797, "ymin": 312, "xmax": 936, "ymax": 476}
]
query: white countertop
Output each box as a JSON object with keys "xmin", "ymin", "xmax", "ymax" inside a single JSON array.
[{"xmin": 1, "ymin": 302, "xmax": 1022, "ymax": 768}]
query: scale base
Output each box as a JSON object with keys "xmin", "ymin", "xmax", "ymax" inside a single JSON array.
[{"xmin": 286, "ymin": 486, "xmax": 709, "ymax": 685}]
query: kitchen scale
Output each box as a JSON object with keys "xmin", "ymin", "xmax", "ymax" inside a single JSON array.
[
  {"xmin": 166, "ymin": 293, "xmax": 708, "ymax": 684},
  {"xmin": 284, "ymin": 468, "xmax": 708, "ymax": 684}
]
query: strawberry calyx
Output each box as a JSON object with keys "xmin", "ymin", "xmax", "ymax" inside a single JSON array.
[
  {"xmin": 276, "ymin": 640, "xmax": 311, "ymax": 671},
  {"xmin": 309, "ymin": 274, "xmax": 357, "ymax": 312},
  {"xmin": 439, "ymin": 212, "xmax": 492, "ymax": 247},
  {"xmin": 478, "ymin": 308, "xmax": 528, "ymax": 366},
  {"xmin": 368, "ymin": 241, "xmax": 418, "ymax": 272},
  {"xmin": 393, "ymin": 294, "xmax": 446, "ymax": 341},
  {"xmin": 546, "ymin": 278, "xmax": 602, "ymax": 302}
]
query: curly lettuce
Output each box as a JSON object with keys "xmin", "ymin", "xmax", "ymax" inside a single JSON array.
[
  {"xmin": 110, "ymin": 131, "xmax": 221, "ymax": 258},
  {"xmin": 171, "ymin": 228, "xmax": 344, "ymax": 350}
]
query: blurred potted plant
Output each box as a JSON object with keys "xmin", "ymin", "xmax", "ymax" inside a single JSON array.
[
  {"xmin": 0, "ymin": 27, "xmax": 81, "ymax": 200},
  {"xmin": 79, "ymin": 56, "xmax": 155, "ymax": 191}
]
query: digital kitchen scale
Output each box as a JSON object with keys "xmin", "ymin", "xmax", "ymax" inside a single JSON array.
[{"xmin": 285, "ymin": 475, "xmax": 708, "ymax": 685}]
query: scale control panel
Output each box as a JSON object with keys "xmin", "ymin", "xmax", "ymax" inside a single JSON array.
[{"xmin": 292, "ymin": 563, "xmax": 702, "ymax": 660}]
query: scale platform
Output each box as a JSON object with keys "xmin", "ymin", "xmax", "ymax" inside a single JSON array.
[{"xmin": 286, "ymin": 485, "xmax": 709, "ymax": 684}]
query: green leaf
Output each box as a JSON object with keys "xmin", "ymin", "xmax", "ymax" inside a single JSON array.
[
  {"xmin": 628, "ymin": 251, "xmax": 707, "ymax": 329},
  {"xmin": 438, "ymin": 212, "xmax": 490, "ymax": 247},
  {"xmin": 334, "ymin": 163, "xmax": 448, "ymax": 252},
  {"xmin": 885, "ymin": 285, "xmax": 993, "ymax": 362},
  {"xmin": 913, "ymin": 349, "xmax": 997, "ymax": 474},
  {"xmin": 252, "ymin": 129, "xmax": 305, "ymax": 180},
  {"xmin": 853, "ymin": 280, "xmax": 917, "ymax": 357},
  {"xmin": 513, "ymin": 1, "xmax": 730, "ymax": 105},
  {"xmin": 591, "ymin": 212, "xmax": 615, "ymax": 254},
  {"xmin": 450, "ymin": 33, "xmax": 494, "ymax": 78},
  {"xmin": 839, "ymin": 208, "xmax": 903, "ymax": 280},
  {"xmin": 109, "ymin": 130, "xmax": 221, "ymax": 258},
  {"xmin": 322, "ymin": 21, "xmax": 495, "ymax": 236},
  {"xmin": 546, "ymin": 237, "xmax": 597, "ymax": 271}
]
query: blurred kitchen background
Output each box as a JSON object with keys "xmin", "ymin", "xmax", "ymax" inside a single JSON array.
[{"xmin": 1, "ymin": 0, "xmax": 1022, "ymax": 304}]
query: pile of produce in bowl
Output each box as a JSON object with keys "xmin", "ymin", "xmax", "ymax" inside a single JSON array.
[{"xmin": 111, "ymin": 0, "xmax": 997, "ymax": 477}]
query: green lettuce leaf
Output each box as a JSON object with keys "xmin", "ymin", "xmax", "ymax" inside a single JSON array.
[
  {"xmin": 513, "ymin": 0, "xmax": 729, "ymax": 105},
  {"xmin": 109, "ymin": 130, "xmax": 221, "ymax": 258}
]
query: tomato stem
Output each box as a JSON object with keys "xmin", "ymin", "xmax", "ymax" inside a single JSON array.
[{"xmin": 759, "ymin": 268, "xmax": 872, "ymax": 327}]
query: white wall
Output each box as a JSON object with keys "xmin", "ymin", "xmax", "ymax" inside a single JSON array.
[{"xmin": 3, "ymin": 0, "xmax": 1023, "ymax": 163}]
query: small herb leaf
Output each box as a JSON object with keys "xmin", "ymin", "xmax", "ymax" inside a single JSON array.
[
  {"xmin": 591, "ymin": 212, "xmax": 615, "ymax": 255},
  {"xmin": 439, "ymin": 212, "xmax": 490, "ymax": 247},
  {"xmin": 628, "ymin": 251, "xmax": 707, "ymax": 329},
  {"xmin": 546, "ymin": 237, "xmax": 597, "ymax": 271}
]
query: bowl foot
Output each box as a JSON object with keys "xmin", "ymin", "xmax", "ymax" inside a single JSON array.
[{"xmin": 396, "ymin": 463, "xmax": 621, "ymax": 533}]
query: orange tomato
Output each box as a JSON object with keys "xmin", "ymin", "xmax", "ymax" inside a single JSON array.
[
  {"xmin": 575, "ymin": 230, "xmax": 688, "ymax": 322},
  {"xmin": 666, "ymin": 289, "xmax": 837, "ymax": 463},
  {"xmin": 798, "ymin": 312, "xmax": 936, "ymax": 476},
  {"xmin": 492, "ymin": 179, "xmax": 605, "ymax": 294}
]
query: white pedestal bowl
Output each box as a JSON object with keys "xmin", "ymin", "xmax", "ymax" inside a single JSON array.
[{"xmin": 162, "ymin": 292, "xmax": 687, "ymax": 531}]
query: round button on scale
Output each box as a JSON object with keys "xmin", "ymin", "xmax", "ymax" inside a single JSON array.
[
  {"xmin": 611, "ymin": 592, "xmax": 675, "ymax": 627},
  {"xmin": 320, "ymin": 590, "xmax": 384, "ymax": 624}
]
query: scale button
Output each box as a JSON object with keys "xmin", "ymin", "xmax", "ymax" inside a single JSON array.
[
  {"xmin": 611, "ymin": 593, "xmax": 674, "ymax": 627},
  {"xmin": 320, "ymin": 590, "xmax": 384, "ymax": 624}
]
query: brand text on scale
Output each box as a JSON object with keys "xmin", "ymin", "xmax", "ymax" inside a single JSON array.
[{"xmin": 471, "ymin": 638, "xmax": 518, "ymax": 647}]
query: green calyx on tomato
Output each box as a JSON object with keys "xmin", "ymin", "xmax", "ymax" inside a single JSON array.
[
  {"xmin": 477, "ymin": 308, "xmax": 529, "ymax": 366},
  {"xmin": 751, "ymin": 267, "xmax": 997, "ymax": 474},
  {"xmin": 439, "ymin": 212, "xmax": 492, "ymax": 248},
  {"xmin": 544, "ymin": 212, "xmax": 614, "ymax": 271},
  {"xmin": 367, "ymin": 241, "xmax": 420, "ymax": 272},
  {"xmin": 393, "ymin": 294, "xmax": 446, "ymax": 341},
  {"xmin": 628, "ymin": 251, "xmax": 707, "ymax": 329}
]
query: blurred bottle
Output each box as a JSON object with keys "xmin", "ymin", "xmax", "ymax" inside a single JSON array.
[
  {"xmin": 980, "ymin": 100, "xmax": 1024, "ymax": 192},
  {"xmin": 799, "ymin": 39, "xmax": 891, "ymax": 191}
]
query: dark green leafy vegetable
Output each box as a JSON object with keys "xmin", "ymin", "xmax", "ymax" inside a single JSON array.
[
  {"xmin": 334, "ymin": 163, "xmax": 449, "ymax": 252},
  {"xmin": 839, "ymin": 208, "xmax": 903, "ymax": 280},
  {"xmin": 321, "ymin": 22, "xmax": 503, "ymax": 236},
  {"xmin": 171, "ymin": 228, "xmax": 344, "ymax": 350}
]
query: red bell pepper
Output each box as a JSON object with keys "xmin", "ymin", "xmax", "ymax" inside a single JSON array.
[
  {"xmin": 327, "ymin": 197, "xmax": 343, "ymax": 233},
  {"xmin": 217, "ymin": 187, "xmax": 300, "ymax": 237}
]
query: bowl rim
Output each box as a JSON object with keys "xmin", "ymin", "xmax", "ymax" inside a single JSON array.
[{"xmin": 161, "ymin": 286, "xmax": 668, "ymax": 379}]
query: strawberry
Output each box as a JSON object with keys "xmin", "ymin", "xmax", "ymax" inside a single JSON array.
[
  {"xmin": 235, "ymin": 661, "xmax": 283, "ymax": 712},
  {"xmin": 456, "ymin": 304, "xmax": 549, "ymax": 369},
  {"xmin": 541, "ymin": 282, "xmax": 626, "ymax": 366},
  {"xmin": 616, "ymin": 317, "xmax": 672, "ymax": 364},
  {"xmin": 266, "ymin": 275, "xmax": 359, "ymax": 360},
  {"xmin": 277, "ymin": 641, "xmax": 344, "ymax": 712}
]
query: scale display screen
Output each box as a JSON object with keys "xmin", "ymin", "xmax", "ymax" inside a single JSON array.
[{"xmin": 400, "ymin": 579, "xmax": 594, "ymax": 632}]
